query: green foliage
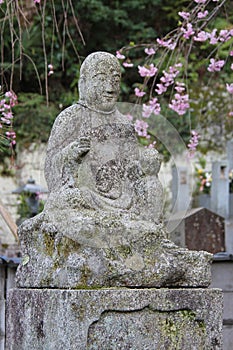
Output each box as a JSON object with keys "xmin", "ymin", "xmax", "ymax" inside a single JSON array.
[
  {"xmin": 1, "ymin": 0, "xmax": 233, "ymax": 158},
  {"xmin": 13, "ymin": 93, "xmax": 59, "ymax": 147}
]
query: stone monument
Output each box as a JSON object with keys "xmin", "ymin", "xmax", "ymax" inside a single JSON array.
[{"xmin": 7, "ymin": 52, "xmax": 223, "ymax": 349}]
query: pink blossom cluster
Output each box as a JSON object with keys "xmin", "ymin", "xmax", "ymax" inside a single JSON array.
[
  {"xmin": 116, "ymin": 51, "xmax": 134, "ymax": 68},
  {"xmin": 181, "ymin": 23, "xmax": 195, "ymax": 39},
  {"xmin": 169, "ymin": 84, "xmax": 190, "ymax": 116},
  {"xmin": 144, "ymin": 48, "xmax": 155, "ymax": 56},
  {"xmin": 207, "ymin": 58, "xmax": 225, "ymax": 72},
  {"xmin": 157, "ymin": 38, "xmax": 176, "ymax": 50},
  {"xmin": 0, "ymin": 90, "xmax": 17, "ymax": 146},
  {"xmin": 5, "ymin": 130, "xmax": 16, "ymax": 145},
  {"xmin": 34, "ymin": 0, "xmax": 40, "ymax": 4},
  {"xmin": 155, "ymin": 64, "xmax": 182, "ymax": 95},
  {"xmin": 138, "ymin": 64, "xmax": 158, "ymax": 77},
  {"xmin": 193, "ymin": 28, "xmax": 233, "ymax": 44},
  {"xmin": 178, "ymin": 11, "xmax": 191, "ymax": 21},
  {"xmin": 135, "ymin": 88, "xmax": 146, "ymax": 97},
  {"xmin": 134, "ymin": 119, "xmax": 150, "ymax": 138},
  {"xmin": 142, "ymin": 98, "xmax": 161, "ymax": 118},
  {"xmin": 187, "ymin": 130, "xmax": 200, "ymax": 158},
  {"xmin": 197, "ymin": 10, "xmax": 209, "ymax": 19}
]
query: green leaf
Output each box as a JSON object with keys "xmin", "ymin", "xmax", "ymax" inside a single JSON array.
[{"xmin": 22, "ymin": 255, "xmax": 30, "ymax": 266}]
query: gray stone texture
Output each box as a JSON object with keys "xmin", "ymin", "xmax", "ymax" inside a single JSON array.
[
  {"xmin": 7, "ymin": 52, "xmax": 223, "ymax": 350},
  {"xmin": 16, "ymin": 52, "xmax": 212, "ymax": 289},
  {"xmin": 211, "ymin": 260, "xmax": 233, "ymax": 349},
  {"xmin": 6, "ymin": 288, "xmax": 223, "ymax": 350}
]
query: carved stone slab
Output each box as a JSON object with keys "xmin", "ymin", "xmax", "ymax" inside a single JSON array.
[{"xmin": 6, "ymin": 288, "xmax": 223, "ymax": 350}]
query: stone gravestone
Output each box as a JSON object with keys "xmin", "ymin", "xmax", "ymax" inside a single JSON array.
[
  {"xmin": 7, "ymin": 52, "xmax": 222, "ymax": 349},
  {"xmin": 168, "ymin": 207, "xmax": 225, "ymax": 254},
  {"xmin": 211, "ymin": 161, "xmax": 229, "ymax": 219},
  {"xmin": 171, "ymin": 166, "xmax": 190, "ymax": 213}
]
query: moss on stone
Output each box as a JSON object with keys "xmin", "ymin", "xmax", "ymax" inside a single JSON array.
[
  {"xmin": 116, "ymin": 245, "xmax": 132, "ymax": 258},
  {"xmin": 57, "ymin": 237, "xmax": 81, "ymax": 259},
  {"xmin": 43, "ymin": 233, "xmax": 55, "ymax": 257}
]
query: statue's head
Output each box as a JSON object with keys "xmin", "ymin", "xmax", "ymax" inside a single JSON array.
[
  {"xmin": 140, "ymin": 148, "xmax": 162, "ymax": 175},
  {"xmin": 78, "ymin": 52, "xmax": 121, "ymax": 112}
]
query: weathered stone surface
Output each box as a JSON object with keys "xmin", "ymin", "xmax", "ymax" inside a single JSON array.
[
  {"xmin": 16, "ymin": 51, "xmax": 212, "ymax": 288},
  {"xmin": 16, "ymin": 211, "xmax": 212, "ymax": 288},
  {"xmin": 6, "ymin": 288, "xmax": 223, "ymax": 350}
]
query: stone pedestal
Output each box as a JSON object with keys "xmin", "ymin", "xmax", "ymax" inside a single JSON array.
[{"xmin": 6, "ymin": 288, "xmax": 222, "ymax": 350}]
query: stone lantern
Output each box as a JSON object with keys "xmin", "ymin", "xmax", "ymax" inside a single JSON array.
[{"xmin": 12, "ymin": 177, "xmax": 47, "ymax": 222}]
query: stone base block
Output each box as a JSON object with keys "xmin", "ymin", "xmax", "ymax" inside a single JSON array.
[{"xmin": 6, "ymin": 288, "xmax": 222, "ymax": 350}]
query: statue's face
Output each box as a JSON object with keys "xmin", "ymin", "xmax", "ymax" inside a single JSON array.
[{"xmin": 85, "ymin": 63, "xmax": 121, "ymax": 112}]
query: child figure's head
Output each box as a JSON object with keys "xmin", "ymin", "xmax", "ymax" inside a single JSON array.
[{"xmin": 140, "ymin": 148, "xmax": 162, "ymax": 175}]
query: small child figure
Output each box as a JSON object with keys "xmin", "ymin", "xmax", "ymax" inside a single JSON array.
[{"xmin": 137, "ymin": 147, "xmax": 164, "ymax": 223}]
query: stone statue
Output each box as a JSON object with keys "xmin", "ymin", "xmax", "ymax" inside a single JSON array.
[{"xmin": 16, "ymin": 52, "xmax": 212, "ymax": 289}]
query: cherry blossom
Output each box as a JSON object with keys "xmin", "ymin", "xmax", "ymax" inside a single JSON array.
[
  {"xmin": 226, "ymin": 83, "xmax": 233, "ymax": 94},
  {"xmin": 5, "ymin": 131, "xmax": 16, "ymax": 145},
  {"xmin": 169, "ymin": 93, "xmax": 190, "ymax": 115},
  {"xmin": 115, "ymin": 0, "xmax": 233, "ymax": 156},
  {"xmin": 155, "ymin": 83, "xmax": 167, "ymax": 95},
  {"xmin": 194, "ymin": 0, "xmax": 207, "ymax": 3},
  {"xmin": 174, "ymin": 82, "xmax": 186, "ymax": 93},
  {"xmin": 135, "ymin": 88, "xmax": 146, "ymax": 97},
  {"xmin": 145, "ymin": 48, "xmax": 155, "ymax": 56},
  {"xmin": 0, "ymin": 89, "xmax": 17, "ymax": 147},
  {"xmin": 142, "ymin": 104, "xmax": 154, "ymax": 118},
  {"xmin": 187, "ymin": 130, "xmax": 200, "ymax": 158},
  {"xmin": 194, "ymin": 31, "xmax": 209, "ymax": 42},
  {"xmin": 209, "ymin": 29, "xmax": 218, "ymax": 44},
  {"xmin": 5, "ymin": 91, "xmax": 17, "ymax": 106},
  {"xmin": 142, "ymin": 98, "xmax": 161, "ymax": 118},
  {"xmin": 134, "ymin": 119, "xmax": 150, "ymax": 138},
  {"xmin": 149, "ymin": 98, "xmax": 161, "ymax": 115},
  {"xmin": 218, "ymin": 29, "xmax": 233, "ymax": 42},
  {"xmin": 116, "ymin": 51, "xmax": 125, "ymax": 60},
  {"xmin": 207, "ymin": 58, "xmax": 225, "ymax": 72},
  {"xmin": 178, "ymin": 11, "xmax": 191, "ymax": 20},
  {"xmin": 138, "ymin": 64, "xmax": 157, "ymax": 77},
  {"xmin": 197, "ymin": 10, "xmax": 209, "ymax": 19},
  {"xmin": 181, "ymin": 23, "xmax": 195, "ymax": 39},
  {"xmin": 123, "ymin": 62, "xmax": 134, "ymax": 68},
  {"xmin": 157, "ymin": 38, "xmax": 176, "ymax": 50}
]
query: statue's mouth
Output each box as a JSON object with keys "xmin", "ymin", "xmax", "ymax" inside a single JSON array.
[{"xmin": 103, "ymin": 93, "xmax": 117, "ymax": 98}]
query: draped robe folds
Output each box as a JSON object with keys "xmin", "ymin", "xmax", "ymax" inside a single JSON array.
[{"xmin": 44, "ymin": 103, "xmax": 163, "ymax": 221}]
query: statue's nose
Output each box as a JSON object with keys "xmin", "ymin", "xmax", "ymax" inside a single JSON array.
[{"xmin": 105, "ymin": 81, "xmax": 115, "ymax": 93}]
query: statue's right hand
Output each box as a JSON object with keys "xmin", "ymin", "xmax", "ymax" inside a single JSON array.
[{"xmin": 68, "ymin": 138, "xmax": 90, "ymax": 160}]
